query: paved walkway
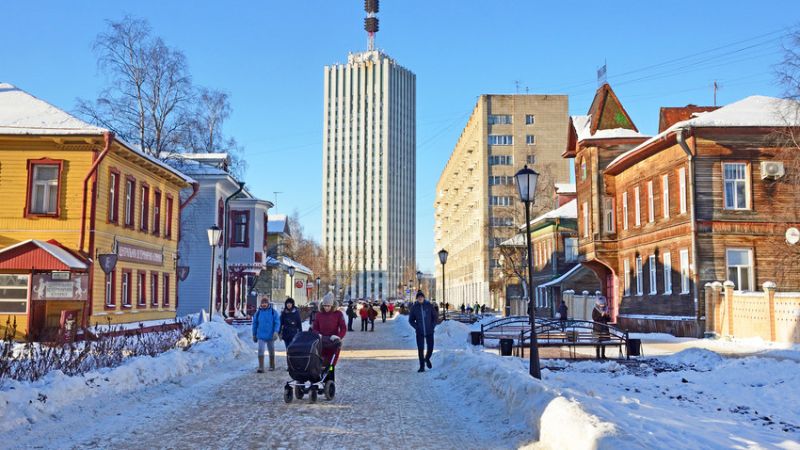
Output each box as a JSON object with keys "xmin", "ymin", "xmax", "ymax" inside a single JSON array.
[{"xmin": 104, "ymin": 315, "xmax": 502, "ymax": 450}]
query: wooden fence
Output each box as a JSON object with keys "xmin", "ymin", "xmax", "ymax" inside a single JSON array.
[{"xmin": 705, "ymin": 281, "xmax": 800, "ymax": 343}]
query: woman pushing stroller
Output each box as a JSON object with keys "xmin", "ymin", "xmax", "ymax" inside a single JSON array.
[{"xmin": 312, "ymin": 292, "xmax": 346, "ymax": 381}]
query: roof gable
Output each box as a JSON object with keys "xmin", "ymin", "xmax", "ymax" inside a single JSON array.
[
  {"xmin": 0, "ymin": 83, "xmax": 105, "ymax": 135},
  {"xmin": 588, "ymin": 83, "xmax": 639, "ymax": 135},
  {"xmin": 0, "ymin": 239, "xmax": 89, "ymax": 270}
]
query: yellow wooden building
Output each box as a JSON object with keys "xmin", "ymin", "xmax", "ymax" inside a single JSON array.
[{"xmin": 0, "ymin": 83, "xmax": 196, "ymax": 339}]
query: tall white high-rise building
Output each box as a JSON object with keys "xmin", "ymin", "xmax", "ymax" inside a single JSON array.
[{"xmin": 322, "ymin": 50, "xmax": 416, "ymax": 300}]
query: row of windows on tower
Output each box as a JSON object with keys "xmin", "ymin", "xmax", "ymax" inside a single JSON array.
[
  {"xmin": 488, "ymin": 135, "xmax": 536, "ymax": 145},
  {"xmin": 487, "ymin": 114, "xmax": 536, "ymax": 125}
]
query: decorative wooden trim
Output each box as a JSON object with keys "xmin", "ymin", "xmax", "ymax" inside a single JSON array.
[
  {"xmin": 107, "ymin": 167, "xmax": 121, "ymax": 224},
  {"xmin": 720, "ymin": 160, "xmax": 752, "ymax": 211},
  {"xmin": 123, "ymin": 175, "xmax": 137, "ymax": 229},
  {"xmin": 24, "ymin": 158, "xmax": 64, "ymax": 218}
]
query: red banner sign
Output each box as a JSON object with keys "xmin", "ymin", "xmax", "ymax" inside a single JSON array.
[{"xmin": 117, "ymin": 242, "xmax": 163, "ymax": 266}]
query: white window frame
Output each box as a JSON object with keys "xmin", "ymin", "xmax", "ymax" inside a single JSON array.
[
  {"xmin": 0, "ymin": 274, "xmax": 29, "ymax": 314},
  {"xmin": 649, "ymin": 255, "xmax": 657, "ymax": 295},
  {"xmin": 622, "ymin": 192, "xmax": 628, "ymax": 230},
  {"xmin": 662, "ymin": 174, "xmax": 670, "ymax": 219},
  {"xmin": 647, "ymin": 181, "xmax": 655, "ymax": 223},
  {"xmin": 488, "ymin": 134, "xmax": 513, "ymax": 146},
  {"xmin": 603, "ymin": 197, "xmax": 615, "ymax": 233},
  {"xmin": 582, "ymin": 201, "xmax": 589, "ymax": 238},
  {"xmin": 30, "ymin": 165, "xmax": 59, "ymax": 214},
  {"xmin": 125, "ymin": 180, "xmax": 134, "ymax": 226},
  {"xmin": 565, "ymin": 237, "xmax": 578, "ymax": 262},
  {"xmin": 634, "ymin": 186, "xmax": 641, "ymax": 227},
  {"xmin": 526, "ymin": 135, "xmax": 535, "ymax": 145},
  {"xmin": 663, "ymin": 251, "xmax": 672, "ymax": 294},
  {"xmin": 525, "ymin": 114, "xmax": 535, "ymax": 125},
  {"xmin": 723, "ymin": 162, "xmax": 750, "ymax": 210},
  {"xmin": 121, "ymin": 272, "xmax": 130, "ymax": 307},
  {"xmin": 680, "ymin": 249, "xmax": 690, "ymax": 294},
  {"xmin": 635, "ymin": 256, "xmax": 643, "ymax": 296},
  {"xmin": 623, "ymin": 259, "xmax": 631, "ymax": 296},
  {"xmin": 678, "ymin": 167, "xmax": 687, "ymax": 214},
  {"xmin": 726, "ymin": 248, "xmax": 755, "ymax": 291}
]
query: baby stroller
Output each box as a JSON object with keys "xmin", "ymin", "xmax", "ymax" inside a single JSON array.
[{"xmin": 284, "ymin": 331, "xmax": 341, "ymax": 403}]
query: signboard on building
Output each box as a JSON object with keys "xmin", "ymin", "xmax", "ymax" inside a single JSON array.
[
  {"xmin": 117, "ymin": 242, "xmax": 163, "ymax": 266},
  {"xmin": 30, "ymin": 273, "xmax": 89, "ymax": 301}
]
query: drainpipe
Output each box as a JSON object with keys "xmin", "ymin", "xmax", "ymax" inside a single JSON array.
[
  {"xmin": 221, "ymin": 181, "xmax": 245, "ymax": 318},
  {"xmin": 80, "ymin": 132, "xmax": 114, "ymax": 254},
  {"xmin": 676, "ymin": 127, "xmax": 701, "ymax": 324},
  {"xmin": 180, "ymin": 182, "xmax": 200, "ymax": 210}
]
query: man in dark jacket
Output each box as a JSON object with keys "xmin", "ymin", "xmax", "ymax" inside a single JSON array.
[
  {"xmin": 408, "ymin": 290, "xmax": 438, "ymax": 372},
  {"xmin": 380, "ymin": 301, "xmax": 388, "ymax": 323},
  {"xmin": 345, "ymin": 301, "xmax": 356, "ymax": 331},
  {"xmin": 279, "ymin": 298, "xmax": 302, "ymax": 349}
]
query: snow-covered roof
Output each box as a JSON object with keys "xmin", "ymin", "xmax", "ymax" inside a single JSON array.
[
  {"xmin": 0, "ymin": 239, "xmax": 88, "ymax": 270},
  {"xmin": 572, "ymin": 114, "xmax": 648, "ymax": 142},
  {"xmin": 267, "ymin": 214, "xmax": 289, "ymax": 234},
  {"xmin": 539, "ymin": 264, "xmax": 582, "ymax": 288},
  {"xmin": 555, "ymin": 183, "xmax": 576, "ymax": 194},
  {"xmin": 607, "ymin": 95, "xmax": 800, "ymax": 171},
  {"xmin": 0, "ymin": 83, "xmax": 106, "ymax": 135},
  {"xmin": 166, "ymin": 157, "xmax": 229, "ymax": 177},
  {"xmin": 522, "ymin": 199, "xmax": 577, "ymax": 229},
  {"xmin": 280, "ymin": 256, "xmax": 313, "ymax": 276}
]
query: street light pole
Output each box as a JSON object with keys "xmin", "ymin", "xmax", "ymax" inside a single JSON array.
[
  {"xmin": 438, "ymin": 249, "xmax": 448, "ymax": 321},
  {"xmin": 416, "ymin": 270, "xmax": 422, "ymax": 290},
  {"xmin": 287, "ymin": 265, "xmax": 295, "ymax": 300},
  {"xmin": 316, "ymin": 277, "xmax": 321, "ymax": 301},
  {"xmin": 515, "ymin": 165, "xmax": 541, "ymax": 380}
]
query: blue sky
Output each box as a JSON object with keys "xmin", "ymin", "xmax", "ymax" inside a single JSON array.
[{"xmin": 1, "ymin": 1, "xmax": 795, "ymax": 272}]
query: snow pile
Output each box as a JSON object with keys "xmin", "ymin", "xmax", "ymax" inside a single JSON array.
[
  {"xmin": 0, "ymin": 321, "xmax": 246, "ymax": 434},
  {"xmin": 435, "ymin": 319, "xmax": 471, "ymax": 350}
]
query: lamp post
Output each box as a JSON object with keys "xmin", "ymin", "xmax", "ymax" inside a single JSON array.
[
  {"xmin": 416, "ymin": 270, "xmax": 422, "ymax": 290},
  {"xmin": 438, "ymin": 249, "xmax": 448, "ymax": 320},
  {"xmin": 287, "ymin": 265, "xmax": 295, "ymax": 300},
  {"xmin": 316, "ymin": 277, "xmax": 321, "ymax": 301},
  {"xmin": 207, "ymin": 225, "xmax": 222, "ymax": 319},
  {"xmin": 514, "ymin": 164, "xmax": 541, "ymax": 380},
  {"xmin": 408, "ymin": 279, "xmax": 413, "ymax": 301}
]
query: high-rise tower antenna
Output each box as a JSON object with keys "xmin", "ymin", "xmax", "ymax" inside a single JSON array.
[{"xmin": 364, "ymin": 0, "xmax": 379, "ymax": 51}]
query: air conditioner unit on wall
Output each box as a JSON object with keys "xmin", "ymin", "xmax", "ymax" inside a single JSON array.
[{"xmin": 760, "ymin": 161, "xmax": 785, "ymax": 180}]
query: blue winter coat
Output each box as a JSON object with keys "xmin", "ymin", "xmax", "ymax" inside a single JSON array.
[
  {"xmin": 408, "ymin": 300, "xmax": 438, "ymax": 336},
  {"xmin": 279, "ymin": 308, "xmax": 302, "ymax": 343},
  {"xmin": 252, "ymin": 305, "xmax": 280, "ymax": 340}
]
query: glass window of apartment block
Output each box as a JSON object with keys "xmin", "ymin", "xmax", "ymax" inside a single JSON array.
[
  {"xmin": 635, "ymin": 256, "xmax": 643, "ymax": 296},
  {"xmin": 726, "ymin": 248, "xmax": 754, "ymax": 291},
  {"xmin": 649, "ymin": 255, "xmax": 657, "ymax": 294},
  {"xmin": 723, "ymin": 163, "xmax": 749, "ymax": 210},
  {"xmin": 526, "ymin": 135, "xmax": 535, "ymax": 145},
  {"xmin": 0, "ymin": 274, "xmax": 28, "ymax": 313},
  {"xmin": 525, "ymin": 114, "xmax": 535, "ymax": 125},
  {"xmin": 527, "ymin": 155, "xmax": 536, "ymax": 164},
  {"xmin": 488, "ymin": 115, "xmax": 512, "ymax": 125},
  {"xmin": 623, "ymin": 259, "xmax": 631, "ymax": 296},
  {"xmin": 680, "ymin": 249, "xmax": 690, "ymax": 294},
  {"xmin": 488, "ymin": 135, "xmax": 513, "ymax": 145},
  {"xmin": 663, "ymin": 251, "xmax": 672, "ymax": 294}
]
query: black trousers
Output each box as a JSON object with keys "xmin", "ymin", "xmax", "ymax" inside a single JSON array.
[
  {"xmin": 347, "ymin": 316, "xmax": 354, "ymax": 331},
  {"xmin": 415, "ymin": 334, "xmax": 434, "ymax": 367},
  {"xmin": 361, "ymin": 318, "xmax": 368, "ymax": 331},
  {"xmin": 381, "ymin": 311, "xmax": 387, "ymax": 322},
  {"xmin": 370, "ymin": 319, "xmax": 375, "ymax": 331}
]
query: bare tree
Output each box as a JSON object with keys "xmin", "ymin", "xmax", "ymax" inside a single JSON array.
[{"xmin": 78, "ymin": 16, "xmax": 191, "ymax": 157}]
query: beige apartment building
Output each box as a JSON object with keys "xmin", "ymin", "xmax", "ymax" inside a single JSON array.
[{"xmin": 434, "ymin": 95, "xmax": 570, "ymax": 310}]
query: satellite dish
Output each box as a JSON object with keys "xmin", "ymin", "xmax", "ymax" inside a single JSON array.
[{"xmin": 786, "ymin": 227, "xmax": 800, "ymax": 245}]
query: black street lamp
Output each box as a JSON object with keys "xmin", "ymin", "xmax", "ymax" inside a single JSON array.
[
  {"xmin": 207, "ymin": 225, "xmax": 222, "ymax": 318},
  {"xmin": 316, "ymin": 276, "xmax": 321, "ymax": 301},
  {"xmin": 287, "ymin": 265, "xmax": 295, "ymax": 300},
  {"xmin": 416, "ymin": 270, "xmax": 423, "ymax": 290},
  {"xmin": 438, "ymin": 249, "xmax": 448, "ymax": 320},
  {"xmin": 514, "ymin": 164, "xmax": 542, "ymax": 380}
]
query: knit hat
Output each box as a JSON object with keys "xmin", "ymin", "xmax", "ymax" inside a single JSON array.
[
  {"xmin": 321, "ymin": 292, "xmax": 336, "ymax": 307},
  {"xmin": 416, "ymin": 290, "xmax": 425, "ymax": 299}
]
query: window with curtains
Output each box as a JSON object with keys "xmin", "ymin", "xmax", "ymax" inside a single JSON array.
[{"xmin": 726, "ymin": 248, "xmax": 754, "ymax": 291}]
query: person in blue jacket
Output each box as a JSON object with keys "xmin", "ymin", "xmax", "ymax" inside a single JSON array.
[
  {"xmin": 408, "ymin": 290, "xmax": 438, "ymax": 373},
  {"xmin": 279, "ymin": 297, "xmax": 302, "ymax": 349},
  {"xmin": 252, "ymin": 296, "xmax": 281, "ymax": 372}
]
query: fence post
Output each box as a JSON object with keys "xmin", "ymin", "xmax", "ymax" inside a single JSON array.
[
  {"xmin": 763, "ymin": 281, "xmax": 777, "ymax": 342},
  {"xmin": 710, "ymin": 281, "xmax": 722, "ymax": 335},
  {"xmin": 723, "ymin": 280, "xmax": 735, "ymax": 337},
  {"xmin": 704, "ymin": 283, "xmax": 713, "ymax": 336}
]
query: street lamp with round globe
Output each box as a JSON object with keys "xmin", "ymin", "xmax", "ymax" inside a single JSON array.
[{"xmin": 206, "ymin": 225, "xmax": 222, "ymax": 318}]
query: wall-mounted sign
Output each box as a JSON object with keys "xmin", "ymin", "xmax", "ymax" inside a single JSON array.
[
  {"xmin": 295, "ymin": 280, "xmax": 304, "ymax": 289},
  {"xmin": 51, "ymin": 271, "xmax": 71, "ymax": 281},
  {"xmin": 117, "ymin": 242, "xmax": 163, "ymax": 266},
  {"xmin": 31, "ymin": 273, "xmax": 89, "ymax": 301}
]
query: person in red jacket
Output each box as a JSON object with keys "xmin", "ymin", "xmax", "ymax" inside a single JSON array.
[
  {"xmin": 359, "ymin": 302, "xmax": 369, "ymax": 332},
  {"xmin": 312, "ymin": 292, "xmax": 347, "ymax": 380}
]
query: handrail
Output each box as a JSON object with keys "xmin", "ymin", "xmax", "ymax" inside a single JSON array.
[{"xmin": 516, "ymin": 319, "xmax": 631, "ymax": 359}]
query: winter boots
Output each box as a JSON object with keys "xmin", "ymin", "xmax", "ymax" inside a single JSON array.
[
  {"xmin": 268, "ymin": 354, "xmax": 275, "ymax": 371},
  {"xmin": 257, "ymin": 356, "xmax": 265, "ymax": 373}
]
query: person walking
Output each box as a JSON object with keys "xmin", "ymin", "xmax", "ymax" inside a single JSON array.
[
  {"xmin": 279, "ymin": 298, "xmax": 302, "ymax": 349},
  {"xmin": 312, "ymin": 293, "xmax": 347, "ymax": 381},
  {"xmin": 380, "ymin": 301, "xmax": 388, "ymax": 323},
  {"xmin": 308, "ymin": 301, "xmax": 319, "ymax": 326},
  {"xmin": 345, "ymin": 301, "xmax": 356, "ymax": 332},
  {"xmin": 388, "ymin": 301, "xmax": 395, "ymax": 318},
  {"xmin": 252, "ymin": 296, "xmax": 281, "ymax": 372},
  {"xmin": 592, "ymin": 293, "xmax": 611, "ymax": 359},
  {"xmin": 408, "ymin": 290, "xmax": 438, "ymax": 372},
  {"xmin": 558, "ymin": 300, "xmax": 568, "ymax": 331},
  {"xmin": 460, "ymin": 304, "xmax": 466, "ymax": 314},
  {"xmin": 368, "ymin": 303, "xmax": 378, "ymax": 331},
  {"xmin": 359, "ymin": 302, "xmax": 369, "ymax": 331}
]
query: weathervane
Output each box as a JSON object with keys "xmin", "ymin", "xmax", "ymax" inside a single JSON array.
[{"xmin": 365, "ymin": 0, "xmax": 379, "ymax": 51}]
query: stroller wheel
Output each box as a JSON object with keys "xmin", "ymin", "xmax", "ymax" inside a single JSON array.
[
  {"xmin": 283, "ymin": 385, "xmax": 293, "ymax": 404},
  {"xmin": 310, "ymin": 388, "xmax": 318, "ymax": 403},
  {"xmin": 294, "ymin": 386, "xmax": 305, "ymax": 399},
  {"xmin": 324, "ymin": 380, "xmax": 336, "ymax": 400}
]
